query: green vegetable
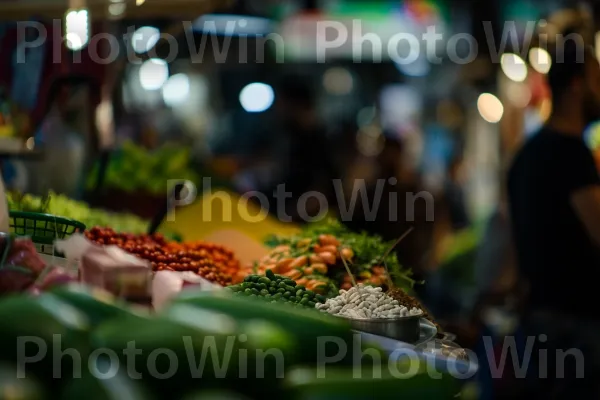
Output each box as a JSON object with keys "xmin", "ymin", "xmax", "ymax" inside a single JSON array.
[
  {"xmin": 61, "ymin": 363, "xmax": 152, "ymax": 400},
  {"xmin": 6, "ymin": 191, "xmax": 178, "ymax": 237},
  {"xmin": 50, "ymin": 284, "xmax": 134, "ymax": 326},
  {"xmin": 172, "ymin": 292, "xmax": 353, "ymax": 365},
  {"xmin": 284, "ymin": 366, "xmax": 460, "ymax": 399},
  {"xmin": 0, "ymin": 295, "xmax": 90, "ymax": 390},
  {"xmin": 226, "ymin": 272, "xmax": 325, "ymax": 308}
]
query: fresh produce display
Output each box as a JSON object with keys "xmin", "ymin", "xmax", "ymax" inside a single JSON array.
[
  {"xmin": 0, "ymin": 236, "xmax": 48, "ymax": 295},
  {"xmin": 0, "ymin": 285, "xmax": 462, "ymax": 399},
  {"xmin": 227, "ymin": 270, "xmax": 327, "ymax": 308},
  {"xmin": 316, "ymin": 284, "xmax": 423, "ymax": 319},
  {"xmin": 165, "ymin": 240, "xmax": 241, "ymax": 280},
  {"xmin": 85, "ymin": 228, "xmax": 238, "ymax": 286},
  {"xmin": 7, "ymin": 191, "xmax": 159, "ymax": 235},
  {"xmin": 86, "ymin": 141, "xmax": 201, "ymax": 196},
  {"xmin": 388, "ymin": 287, "xmax": 440, "ymax": 328},
  {"xmin": 257, "ymin": 219, "xmax": 415, "ymax": 296}
]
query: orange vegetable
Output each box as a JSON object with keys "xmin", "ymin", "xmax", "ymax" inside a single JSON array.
[
  {"xmin": 311, "ymin": 263, "xmax": 328, "ymax": 274},
  {"xmin": 372, "ymin": 266, "xmax": 385, "ymax": 275},
  {"xmin": 274, "ymin": 245, "xmax": 291, "ymax": 253},
  {"xmin": 260, "ymin": 255, "xmax": 273, "ymax": 264},
  {"xmin": 303, "ymin": 267, "xmax": 314, "ymax": 275},
  {"xmin": 309, "ymin": 254, "xmax": 323, "ymax": 264},
  {"xmin": 264, "ymin": 264, "xmax": 276, "ymax": 271},
  {"xmin": 307, "ymin": 279, "xmax": 327, "ymax": 292},
  {"xmin": 276, "ymin": 257, "xmax": 293, "ymax": 270},
  {"xmin": 289, "ymin": 256, "xmax": 308, "ymax": 268},
  {"xmin": 296, "ymin": 278, "xmax": 308, "ymax": 286},
  {"xmin": 284, "ymin": 270, "xmax": 303, "ymax": 280},
  {"xmin": 319, "ymin": 234, "xmax": 340, "ymax": 247},
  {"xmin": 315, "ymin": 245, "xmax": 337, "ymax": 254},
  {"xmin": 318, "ymin": 252, "xmax": 336, "ymax": 265},
  {"xmin": 340, "ymin": 247, "xmax": 354, "ymax": 260}
]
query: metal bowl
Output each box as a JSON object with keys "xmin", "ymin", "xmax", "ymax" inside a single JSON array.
[{"xmin": 338, "ymin": 312, "xmax": 424, "ymax": 343}]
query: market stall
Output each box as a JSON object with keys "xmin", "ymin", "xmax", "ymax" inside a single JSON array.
[{"xmin": 0, "ymin": 187, "xmax": 477, "ymax": 399}]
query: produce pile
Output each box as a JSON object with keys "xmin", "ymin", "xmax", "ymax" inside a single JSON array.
[
  {"xmin": 0, "ymin": 286, "xmax": 459, "ymax": 399},
  {"xmin": 258, "ymin": 219, "xmax": 416, "ymax": 296},
  {"xmin": 388, "ymin": 288, "xmax": 439, "ymax": 329},
  {"xmin": 85, "ymin": 228, "xmax": 239, "ymax": 286},
  {"xmin": 86, "ymin": 141, "xmax": 200, "ymax": 196},
  {"xmin": 7, "ymin": 191, "xmax": 159, "ymax": 235},
  {"xmin": 227, "ymin": 270, "xmax": 327, "ymax": 308},
  {"xmin": 317, "ymin": 284, "xmax": 423, "ymax": 319},
  {"xmin": 0, "ymin": 235, "xmax": 78, "ymax": 295}
]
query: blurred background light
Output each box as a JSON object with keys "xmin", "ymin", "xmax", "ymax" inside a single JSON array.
[
  {"xmin": 162, "ymin": 74, "xmax": 191, "ymax": 107},
  {"xmin": 477, "ymin": 93, "xmax": 504, "ymax": 123},
  {"xmin": 239, "ymin": 83, "xmax": 274, "ymax": 113},
  {"xmin": 139, "ymin": 59, "xmax": 169, "ymax": 90},
  {"xmin": 501, "ymin": 53, "xmax": 528, "ymax": 82},
  {"xmin": 64, "ymin": 9, "xmax": 89, "ymax": 51},
  {"xmin": 323, "ymin": 68, "xmax": 354, "ymax": 95},
  {"xmin": 528, "ymin": 47, "xmax": 551, "ymax": 74},
  {"xmin": 108, "ymin": 3, "xmax": 126, "ymax": 16},
  {"xmin": 132, "ymin": 26, "xmax": 160, "ymax": 54},
  {"xmin": 395, "ymin": 56, "xmax": 431, "ymax": 77},
  {"xmin": 506, "ymin": 81, "xmax": 532, "ymax": 108}
]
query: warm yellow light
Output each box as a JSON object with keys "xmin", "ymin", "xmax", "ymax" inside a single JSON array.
[
  {"xmin": 477, "ymin": 93, "xmax": 504, "ymax": 123},
  {"xmin": 501, "ymin": 53, "xmax": 528, "ymax": 82},
  {"xmin": 529, "ymin": 47, "xmax": 551, "ymax": 74},
  {"xmin": 539, "ymin": 98, "xmax": 552, "ymax": 122}
]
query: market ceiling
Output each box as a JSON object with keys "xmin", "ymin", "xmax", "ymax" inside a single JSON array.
[{"xmin": 0, "ymin": 0, "xmax": 233, "ymax": 20}]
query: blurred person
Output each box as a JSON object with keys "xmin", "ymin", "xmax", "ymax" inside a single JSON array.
[
  {"xmin": 507, "ymin": 37, "xmax": 600, "ymax": 398},
  {"xmin": 343, "ymin": 136, "xmax": 435, "ymax": 282},
  {"xmin": 27, "ymin": 77, "xmax": 98, "ymax": 198},
  {"xmin": 261, "ymin": 74, "xmax": 337, "ymax": 222},
  {"xmin": 444, "ymin": 152, "xmax": 470, "ymax": 230}
]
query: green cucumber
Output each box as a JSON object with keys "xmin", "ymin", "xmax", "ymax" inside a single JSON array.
[
  {"xmin": 285, "ymin": 365, "xmax": 460, "ymax": 399},
  {"xmin": 172, "ymin": 292, "xmax": 354, "ymax": 365},
  {"xmin": 50, "ymin": 284, "xmax": 133, "ymax": 326},
  {"xmin": 0, "ymin": 295, "xmax": 90, "ymax": 391},
  {"xmin": 60, "ymin": 361, "xmax": 152, "ymax": 400}
]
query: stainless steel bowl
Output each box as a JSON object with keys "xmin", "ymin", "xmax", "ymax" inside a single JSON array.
[{"xmin": 339, "ymin": 313, "xmax": 423, "ymax": 343}]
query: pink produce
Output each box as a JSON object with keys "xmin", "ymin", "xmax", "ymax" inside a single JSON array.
[
  {"xmin": 0, "ymin": 237, "xmax": 49, "ymax": 295},
  {"xmin": 35, "ymin": 266, "xmax": 78, "ymax": 291},
  {"xmin": 0, "ymin": 267, "xmax": 37, "ymax": 295}
]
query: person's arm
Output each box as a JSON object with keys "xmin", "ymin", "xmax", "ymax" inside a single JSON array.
[
  {"xmin": 571, "ymin": 185, "xmax": 600, "ymax": 246},
  {"xmin": 568, "ymin": 143, "xmax": 600, "ymax": 246}
]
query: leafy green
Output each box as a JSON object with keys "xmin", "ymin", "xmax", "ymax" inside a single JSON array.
[
  {"xmin": 86, "ymin": 141, "xmax": 201, "ymax": 196},
  {"xmin": 7, "ymin": 191, "xmax": 177, "ymax": 237}
]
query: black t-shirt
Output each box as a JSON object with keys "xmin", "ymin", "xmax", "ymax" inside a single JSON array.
[{"xmin": 508, "ymin": 129, "xmax": 600, "ymax": 316}]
